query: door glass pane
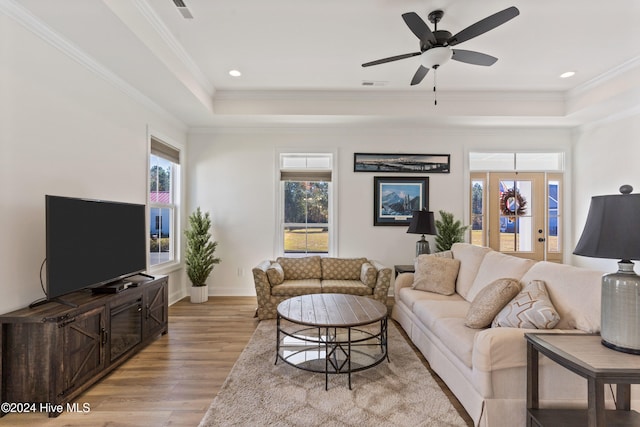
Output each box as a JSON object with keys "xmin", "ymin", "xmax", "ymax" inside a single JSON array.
[
  {"xmin": 548, "ymin": 180, "xmax": 560, "ymax": 252},
  {"xmin": 499, "ymin": 180, "xmax": 532, "ymax": 252},
  {"xmin": 516, "ymin": 181, "xmax": 532, "ymax": 252},
  {"xmin": 499, "ymin": 180, "xmax": 515, "ymax": 252},
  {"xmin": 471, "ymin": 180, "xmax": 484, "ymax": 246}
]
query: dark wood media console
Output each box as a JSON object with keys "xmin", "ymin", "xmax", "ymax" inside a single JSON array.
[{"xmin": 0, "ymin": 275, "xmax": 168, "ymax": 417}]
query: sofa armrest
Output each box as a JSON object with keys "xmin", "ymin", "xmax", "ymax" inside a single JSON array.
[
  {"xmin": 369, "ymin": 260, "xmax": 392, "ymax": 301},
  {"xmin": 252, "ymin": 260, "xmax": 273, "ymax": 299},
  {"xmin": 394, "ymin": 272, "xmax": 415, "ymax": 296},
  {"xmin": 472, "ymin": 327, "xmax": 584, "ymax": 372}
]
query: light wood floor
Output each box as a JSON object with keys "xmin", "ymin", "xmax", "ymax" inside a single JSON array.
[{"xmin": 1, "ymin": 296, "xmax": 473, "ymax": 427}]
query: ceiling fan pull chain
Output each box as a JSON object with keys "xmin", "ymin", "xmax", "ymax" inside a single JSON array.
[{"xmin": 433, "ymin": 69, "xmax": 437, "ymax": 105}]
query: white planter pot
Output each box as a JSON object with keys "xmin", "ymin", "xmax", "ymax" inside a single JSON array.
[{"xmin": 190, "ymin": 285, "xmax": 209, "ymax": 303}]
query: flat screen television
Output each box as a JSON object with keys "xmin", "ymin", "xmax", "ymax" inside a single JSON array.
[{"xmin": 45, "ymin": 195, "xmax": 147, "ymax": 300}]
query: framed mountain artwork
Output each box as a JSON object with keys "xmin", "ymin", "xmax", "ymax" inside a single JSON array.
[{"xmin": 373, "ymin": 176, "xmax": 429, "ymax": 226}]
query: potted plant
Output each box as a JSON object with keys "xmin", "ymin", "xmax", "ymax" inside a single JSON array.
[
  {"xmin": 435, "ymin": 210, "xmax": 469, "ymax": 252},
  {"xmin": 185, "ymin": 207, "xmax": 221, "ymax": 303}
]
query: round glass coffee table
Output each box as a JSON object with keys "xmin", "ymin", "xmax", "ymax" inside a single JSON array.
[{"xmin": 275, "ymin": 293, "xmax": 389, "ymax": 390}]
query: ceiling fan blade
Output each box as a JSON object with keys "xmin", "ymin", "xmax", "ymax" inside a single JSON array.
[
  {"xmin": 362, "ymin": 52, "xmax": 421, "ymax": 67},
  {"xmin": 447, "ymin": 6, "xmax": 519, "ymax": 46},
  {"xmin": 410, "ymin": 65, "xmax": 429, "ymax": 85},
  {"xmin": 451, "ymin": 49, "xmax": 498, "ymax": 66},
  {"xmin": 402, "ymin": 12, "xmax": 436, "ymax": 47}
]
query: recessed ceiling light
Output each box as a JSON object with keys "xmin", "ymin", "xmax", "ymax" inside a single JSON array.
[
  {"xmin": 229, "ymin": 70, "xmax": 242, "ymax": 77},
  {"xmin": 560, "ymin": 71, "xmax": 576, "ymax": 79}
]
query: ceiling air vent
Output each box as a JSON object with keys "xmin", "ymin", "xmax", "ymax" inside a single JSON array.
[
  {"xmin": 361, "ymin": 81, "xmax": 388, "ymax": 86},
  {"xmin": 172, "ymin": 0, "xmax": 193, "ymax": 19}
]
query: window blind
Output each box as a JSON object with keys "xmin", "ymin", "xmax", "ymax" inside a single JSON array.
[
  {"xmin": 151, "ymin": 138, "xmax": 180, "ymax": 164},
  {"xmin": 280, "ymin": 170, "xmax": 332, "ymax": 182}
]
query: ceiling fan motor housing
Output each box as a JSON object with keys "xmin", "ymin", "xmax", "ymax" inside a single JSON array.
[{"xmin": 433, "ymin": 30, "xmax": 452, "ymax": 46}]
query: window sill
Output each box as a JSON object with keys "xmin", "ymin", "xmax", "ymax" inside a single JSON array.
[{"xmin": 149, "ymin": 260, "xmax": 182, "ymax": 275}]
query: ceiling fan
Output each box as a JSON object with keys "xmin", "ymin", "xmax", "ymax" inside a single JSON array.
[{"xmin": 362, "ymin": 6, "xmax": 520, "ymax": 86}]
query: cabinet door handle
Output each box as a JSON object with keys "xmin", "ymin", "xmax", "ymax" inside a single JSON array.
[{"xmin": 101, "ymin": 328, "xmax": 108, "ymax": 345}]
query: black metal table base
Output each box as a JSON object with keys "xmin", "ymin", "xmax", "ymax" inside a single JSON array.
[{"xmin": 275, "ymin": 316, "xmax": 389, "ymax": 390}]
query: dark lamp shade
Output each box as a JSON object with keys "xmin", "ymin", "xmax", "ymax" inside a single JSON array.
[
  {"xmin": 573, "ymin": 192, "xmax": 640, "ymax": 261},
  {"xmin": 407, "ymin": 210, "xmax": 436, "ymax": 235}
]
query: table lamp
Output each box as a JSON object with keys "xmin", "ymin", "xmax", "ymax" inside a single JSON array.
[
  {"xmin": 573, "ymin": 185, "xmax": 640, "ymax": 354},
  {"xmin": 407, "ymin": 209, "xmax": 436, "ymax": 256}
]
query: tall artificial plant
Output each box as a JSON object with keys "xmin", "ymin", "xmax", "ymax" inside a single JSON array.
[
  {"xmin": 185, "ymin": 207, "xmax": 221, "ymax": 287},
  {"xmin": 435, "ymin": 210, "xmax": 470, "ymax": 252}
]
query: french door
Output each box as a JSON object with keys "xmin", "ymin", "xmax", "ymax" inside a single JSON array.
[{"xmin": 472, "ymin": 172, "xmax": 562, "ymax": 262}]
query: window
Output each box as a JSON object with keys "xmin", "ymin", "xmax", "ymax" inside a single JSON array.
[
  {"xmin": 149, "ymin": 138, "xmax": 180, "ymax": 267},
  {"xmin": 470, "ymin": 175, "xmax": 486, "ymax": 247},
  {"xmin": 279, "ymin": 153, "xmax": 335, "ymax": 256}
]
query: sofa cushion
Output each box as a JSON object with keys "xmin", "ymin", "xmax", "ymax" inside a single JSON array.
[
  {"xmin": 266, "ymin": 262, "xmax": 284, "ymax": 286},
  {"xmin": 492, "ymin": 280, "xmax": 560, "ymax": 329},
  {"xmin": 412, "ymin": 255, "xmax": 461, "ymax": 295},
  {"xmin": 451, "ymin": 243, "xmax": 492, "ymax": 300},
  {"xmin": 520, "ymin": 261, "xmax": 604, "ymax": 332},
  {"xmin": 320, "ymin": 280, "xmax": 372, "ymax": 296},
  {"xmin": 413, "ymin": 299, "xmax": 470, "ymax": 330},
  {"xmin": 276, "ymin": 256, "xmax": 322, "ymax": 280},
  {"xmin": 321, "ymin": 257, "xmax": 367, "ymax": 280},
  {"xmin": 465, "ymin": 278, "xmax": 521, "ymax": 329},
  {"xmin": 431, "ymin": 317, "xmax": 477, "ymax": 369},
  {"xmin": 466, "ymin": 251, "xmax": 536, "ymax": 303},
  {"xmin": 360, "ymin": 262, "xmax": 378, "ymax": 288},
  {"xmin": 271, "ymin": 279, "xmax": 322, "ymax": 296},
  {"xmin": 398, "ymin": 287, "xmax": 465, "ymax": 311}
]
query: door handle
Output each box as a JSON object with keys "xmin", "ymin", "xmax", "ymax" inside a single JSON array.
[{"xmin": 538, "ymin": 238, "xmax": 545, "ymax": 242}]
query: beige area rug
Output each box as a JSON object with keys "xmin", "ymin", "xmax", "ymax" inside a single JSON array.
[{"xmin": 199, "ymin": 320, "xmax": 468, "ymax": 427}]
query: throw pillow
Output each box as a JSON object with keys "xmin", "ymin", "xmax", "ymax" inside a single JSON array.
[
  {"xmin": 492, "ymin": 280, "xmax": 561, "ymax": 329},
  {"xmin": 360, "ymin": 262, "xmax": 378, "ymax": 288},
  {"xmin": 465, "ymin": 278, "xmax": 521, "ymax": 329},
  {"xmin": 266, "ymin": 262, "xmax": 284, "ymax": 286},
  {"xmin": 412, "ymin": 255, "xmax": 461, "ymax": 296}
]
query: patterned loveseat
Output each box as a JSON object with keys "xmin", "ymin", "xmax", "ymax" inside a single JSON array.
[{"xmin": 252, "ymin": 256, "xmax": 392, "ymax": 320}]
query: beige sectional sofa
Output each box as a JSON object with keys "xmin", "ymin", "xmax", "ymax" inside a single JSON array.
[
  {"xmin": 392, "ymin": 243, "xmax": 635, "ymax": 427},
  {"xmin": 253, "ymin": 256, "xmax": 392, "ymax": 320}
]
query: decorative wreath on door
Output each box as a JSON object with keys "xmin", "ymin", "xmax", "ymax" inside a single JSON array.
[{"xmin": 500, "ymin": 188, "xmax": 527, "ymax": 216}]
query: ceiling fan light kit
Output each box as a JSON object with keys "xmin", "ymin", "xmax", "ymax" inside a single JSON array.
[
  {"xmin": 421, "ymin": 47, "xmax": 452, "ymax": 69},
  {"xmin": 362, "ymin": 6, "xmax": 520, "ymax": 92}
]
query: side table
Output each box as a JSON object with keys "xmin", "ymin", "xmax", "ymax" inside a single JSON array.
[
  {"xmin": 525, "ymin": 333, "xmax": 640, "ymax": 427},
  {"xmin": 394, "ymin": 264, "xmax": 415, "ymax": 278}
]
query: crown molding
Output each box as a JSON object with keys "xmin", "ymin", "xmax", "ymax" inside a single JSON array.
[
  {"xmin": 568, "ymin": 55, "xmax": 640, "ymax": 99},
  {"xmin": 212, "ymin": 89, "xmax": 563, "ymax": 104},
  {"xmin": 132, "ymin": 0, "xmax": 214, "ymax": 96},
  {"xmin": 0, "ymin": 0, "xmax": 186, "ymax": 130}
]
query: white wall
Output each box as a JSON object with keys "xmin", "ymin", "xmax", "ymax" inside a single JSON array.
[
  {"xmin": 188, "ymin": 126, "xmax": 571, "ymax": 297},
  {"xmin": 572, "ymin": 112, "xmax": 640, "ymax": 273},
  {"xmin": 0, "ymin": 15, "xmax": 187, "ymax": 313}
]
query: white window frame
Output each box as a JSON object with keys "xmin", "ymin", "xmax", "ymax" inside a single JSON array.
[
  {"xmin": 149, "ymin": 136, "xmax": 181, "ymax": 271},
  {"xmin": 275, "ymin": 149, "xmax": 338, "ymax": 257}
]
